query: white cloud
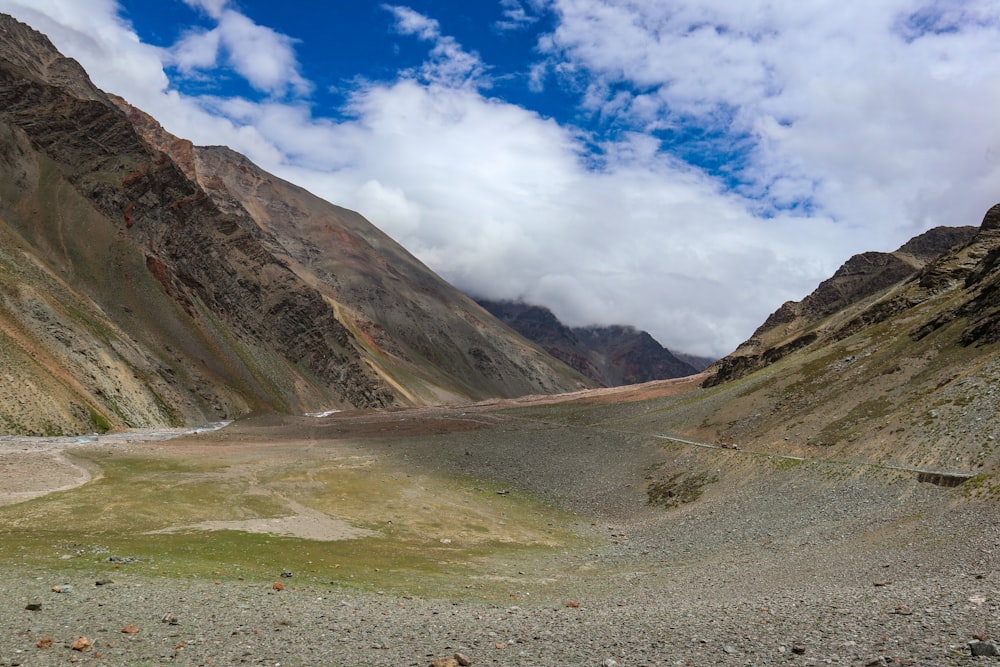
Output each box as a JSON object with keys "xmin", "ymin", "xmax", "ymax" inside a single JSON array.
[
  {"xmin": 383, "ymin": 4, "xmax": 440, "ymax": 41},
  {"xmin": 496, "ymin": 0, "xmax": 541, "ymax": 31},
  {"xmin": 166, "ymin": 8, "xmax": 312, "ymax": 97},
  {"xmin": 542, "ymin": 0, "xmax": 1000, "ymax": 242},
  {"xmin": 1, "ymin": 0, "xmax": 998, "ymax": 359},
  {"xmin": 384, "ymin": 5, "xmax": 488, "ymax": 88},
  {"xmin": 182, "ymin": 0, "xmax": 226, "ymax": 20}
]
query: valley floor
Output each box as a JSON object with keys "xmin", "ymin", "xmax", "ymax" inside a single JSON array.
[{"xmin": 0, "ymin": 380, "xmax": 997, "ymax": 666}]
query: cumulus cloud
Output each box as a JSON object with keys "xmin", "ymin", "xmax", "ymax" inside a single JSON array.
[
  {"xmin": 167, "ymin": 7, "xmax": 312, "ymax": 97},
  {"xmin": 542, "ymin": 0, "xmax": 1000, "ymax": 242},
  {"xmin": 0, "ymin": 0, "xmax": 997, "ymax": 358},
  {"xmin": 384, "ymin": 4, "xmax": 488, "ymax": 88}
]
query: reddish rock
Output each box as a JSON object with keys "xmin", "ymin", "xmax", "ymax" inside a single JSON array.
[
  {"xmin": 71, "ymin": 637, "xmax": 93, "ymax": 652},
  {"xmin": 36, "ymin": 637, "xmax": 53, "ymax": 649}
]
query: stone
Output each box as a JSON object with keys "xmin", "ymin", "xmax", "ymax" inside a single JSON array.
[
  {"xmin": 601, "ymin": 660, "xmax": 619, "ymax": 667},
  {"xmin": 24, "ymin": 603, "xmax": 42, "ymax": 611},
  {"xmin": 161, "ymin": 613, "xmax": 179, "ymax": 625},
  {"xmin": 430, "ymin": 659, "xmax": 459, "ymax": 667},
  {"xmin": 36, "ymin": 638, "xmax": 53, "ymax": 649},
  {"xmin": 51, "ymin": 584, "xmax": 73, "ymax": 594},
  {"xmin": 969, "ymin": 640, "xmax": 1000, "ymax": 657},
  {"xmin": 791, "ymin": 645, "xmax": 806, "ymax": 655},
  {"xmin": 121, "ymin": 624, "xmax": 139, "ymax": 634},
  {"xmin": 454, "ymin": 652, "xmax": 473, "ymax": 666},
  {"xmin": 71, "ymin": 637, "xmax": 93, "ymax": 652},
  {"xmin": 273, "ymin": 581, "xmax": 285, "ymax": 591}
]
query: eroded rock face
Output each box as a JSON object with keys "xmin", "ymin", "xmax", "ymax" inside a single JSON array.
[
  {"xmin": 0, "ymin": 12, "xmax": 589, "ymax": 433},
  {"xmin": 705, "ymin": 224, "xmax": 980, "ymax": 387}
]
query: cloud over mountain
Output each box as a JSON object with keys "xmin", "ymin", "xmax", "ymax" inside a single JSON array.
[{"xmin": 1, "ymin": 0, "xmax": 997, "ymax": 358}]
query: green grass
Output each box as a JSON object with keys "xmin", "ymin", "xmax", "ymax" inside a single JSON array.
[{"xmin": 0, "ymin": 448, "xmax": 589, "ymax": 601}]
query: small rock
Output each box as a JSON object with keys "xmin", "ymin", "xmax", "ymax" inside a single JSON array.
[
  {"xmin": 24, "ymin": 603, "xmax": 42, "ymax": 611},
  {"xmin": 791, "ymin": 644, "xmax": 806, "ymax": 655},
  {"xmin": 71, "ymin": 637, "xmax": 93, "ymax": 652},
  {"xmin": 430, "ymin": 659, "xmax": 459, "ymax": 667},
  {"xmin": 723, "ymin": 644, "xmax": 739, "ymax": 654},
  {"xmin": 108, "ymin": 555, "xmax": 139, "ymax": 563},
  {"xmin": 280, "ymin": 570, "xmax": 293, "ymax": 578},
  {"xmin": 601, "ymin": 660, "xmax": 619, "ymax": 667},
  {"xmin": 565, "ymin": 601, "xmax": 580, "ymax": 608},
  {"xmin": 36, "ymin": 637, "xmax": 53, "ymax": 649},
  {"xmin": 95, "ymin": 579, "xmax": 115, "ymax": 586},
  {"xmin": 864, "ymin": 658, "xmax": 888, "ymax": 667},
  {"xmin": 121, "ymin": 624, "xmax": 139, "ymax": 634},
  {"xmin": 161, "ymin": 613, "xmax": 179, "ymax": 625},
  {"xmin": 454, "ymin": 652, "xmax": 473, "ymax": 666},
  {"xmin": 969, "ymin": 640, "xmax": 1000, "ymax": 657},
  {"xmin": 273, "ymin": 581, "xmax": 285, "ymax": 591},
  {"xmin": 51, "ymin": 584, "xmax": 73, "ymax": 594}
]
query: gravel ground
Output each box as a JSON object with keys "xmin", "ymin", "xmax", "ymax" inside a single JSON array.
[
  {"xmin": 0, "ymin": 555, "xmax": 996, "ymax": 667},
  {"xmin": 2, "ymin": 476, "xmax": 997, "ymax": 667},
  {"xmin": 1, "ymin": 402, "xmax": 998, "ymax": 667}
]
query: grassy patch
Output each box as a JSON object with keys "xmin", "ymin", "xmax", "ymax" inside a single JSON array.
[
  {"xmin": 89, "ymin": 407, "xmax": 112, "ymax": 433},
  {"xmin": 0, "ymin": 446, "xmax": 587, "ymax": 600},
  {"xmin": 962, "ymin": 473, "xmax": 1000, "ymax": 501},
  {"xmin": 771, "ymin": 456, "xmax": 804, "ymax": 471},
  {"xmin": 813, "ymin": 397, "xmax": 893, "ymax": 446}
]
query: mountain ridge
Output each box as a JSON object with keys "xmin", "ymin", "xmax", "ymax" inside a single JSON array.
[
  {"xmin": 476, "ymin": 298, "xmax": 704, "ymax": 386},
  {"xmin": 705, "ymin": 224, "xmax": 979, "ymax": 386},
  {"xmin": 0, "ymin": 12, "xmax": 590, "ymax": 435}
]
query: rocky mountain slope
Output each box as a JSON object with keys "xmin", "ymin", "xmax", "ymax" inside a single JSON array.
[
  {"xmin": 0, "ymin": 13, "xmax": 589, "ymax": 435},
  {"xmin": 705, "ymin": 224, "xmax": 978, "ymax": 386},
  {"xmin": 683, "ymin": 206, "xmax": 1000, "ymax": 472},
  {"xmin": 476, "ymin": 298, "xmax": 701, "ymax": 385}
]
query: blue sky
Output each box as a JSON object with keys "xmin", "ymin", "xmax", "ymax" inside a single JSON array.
[{"xmin": 2, "ymin": 0, "xmax": 999, "ymax": 357}]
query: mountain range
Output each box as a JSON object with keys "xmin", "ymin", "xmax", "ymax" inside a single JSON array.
[
  {"xmin": 476, "ymin": 298, "xmax": 709, "ymax": 385},
  {"xmin": 2, "ymin": 8, "xmax": 1000, "ymax": 470},
  {"xmin": 0, "ymin": 13, "xmax": 591, "ymax": 435}
]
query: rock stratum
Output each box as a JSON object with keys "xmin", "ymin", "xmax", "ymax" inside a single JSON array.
[{"xmin": 0, "ymin": 14, "xmax": 589, "ymax": 435}]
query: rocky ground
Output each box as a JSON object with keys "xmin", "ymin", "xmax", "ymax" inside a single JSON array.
[
  {"xmin": 1, "ymin": 380, "xmax": 998, "ymax": 666},
  {"xmin": 1, "ymin": 493, "xmax": 997, "ymax": 667}
]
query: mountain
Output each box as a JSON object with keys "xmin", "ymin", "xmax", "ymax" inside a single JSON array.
[
  {"xmin": 0, "ymin": 14, "xmax": 590, "ymax": 435},
  {"xmin": 476, "ymin": 299, "xmax": 700, "ymax": 385},
  {"xmin": 681, "ymin": 205, "xmax": 1000, "ymax": 471},
  {"xmin": 704, "ymin": 224, "xmax": 978, "ymax": 386}
]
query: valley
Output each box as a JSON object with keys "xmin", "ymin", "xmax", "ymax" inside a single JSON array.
[
  {"xmin": 0, "ymin": 10, "xmax": 999, "ymax": 666},
  {"xmin": 1, "ymin": 376, "xmax": 997, "ymax": 665}
]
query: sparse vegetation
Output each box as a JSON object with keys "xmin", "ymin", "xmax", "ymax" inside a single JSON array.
[{"xmin": 646, "ymin": 471, "xmax": 717, "ymax": 507}]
